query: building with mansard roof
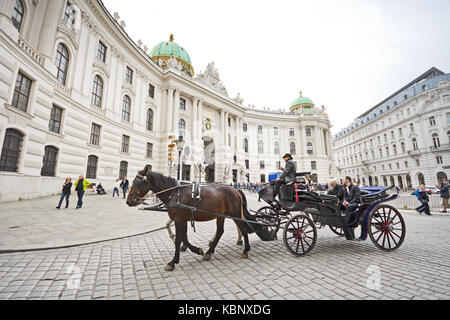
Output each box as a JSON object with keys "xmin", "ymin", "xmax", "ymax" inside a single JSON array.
[
  {"xmin": 0, "ymin": 0, "xmax": 334, "ymax": 202},
  {"xmin": 332, "ymin": 67, "xmax": 450, "ymax": 189}
]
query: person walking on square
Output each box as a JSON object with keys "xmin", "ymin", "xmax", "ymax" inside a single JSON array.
[
  {"xmin": 439, "ymin": 182, "xmax": 449, "ymax": 213},
  {"xmin": 56, "ymin": 177, "xmax": 72, "ymax": 209},
  {"xmin": 113, "ymin": 178, "xmax": 120, "ymax": 198},
  {"xmin": 120, "ymin": 176, "xmax": 129, "ymax": 199},
  {"xmin": 417, "ymin": 184, "xmax": 431, "ymax": 216},
  {"xmin": 74, "ymin": 175, "xmax": 91, "ymax": 209}
]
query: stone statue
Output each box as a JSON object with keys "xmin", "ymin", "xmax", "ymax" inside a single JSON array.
[
  {"xmin": 233, "ymin": 92, "xmax": 244, "ymax": 104},
  {"xmin": 195, "ymin": 62, "xmax": 228, "ymax": 96}
]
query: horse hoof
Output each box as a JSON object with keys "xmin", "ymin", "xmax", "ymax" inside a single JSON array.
[
  {"xmin": 236, "ymin": 240, "xmax": 243, "ymax": 246},
  {"xmin": 203, "ymin": 254, "xmax": 211, "ymax": 261},
  {"xmin": 164, "ymin": 264, "xmax": 175, "ymax": 271},
  {"xmin": 199, "ymin": 248, "xmax": 204, "ymax": 256},
  {"xmin": 180, "ymin": 245, "xmax": 187, "ymax": 252},
  {"xmin": 240, "ymin": 253, "xmax": 248, "ymax": 259}
]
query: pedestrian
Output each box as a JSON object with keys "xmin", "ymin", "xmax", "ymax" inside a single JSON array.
[
  {"xmin": 74, "ymin": 175, "xmax": 91, "ymax": 209},
  {"xmin": 96, "ymin": 182, "xmax": 106, "ymax": 195},
  {"xmin": 439, "ymin": 182, "xmax": 449, "ymax": 213},
  {"xmin": 113, "ymin": 178, "xmax": 120, "ymax": 198},
  {"xmin": 120, "ymin": 176, "xmax": 129, "ymax": 199},
  {"xmin": 416, "ymin": 184, "xmax": 431, "ymax": 216},
  {"xmin": 56, "ymin": 177, "xmax": 72, "ymax": 209}
]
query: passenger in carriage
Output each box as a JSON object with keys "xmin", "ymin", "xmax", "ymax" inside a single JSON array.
[
  {"xmin": 328, "ymin": 179, "xmax": 344, "ymax": 204},
  {"xmin": 343, "ymin": 176, "xmax": 361, "ymax": 212},
  {"xmin": 271, "ymin": 153, "xmax": 297, "ymax": 199}
]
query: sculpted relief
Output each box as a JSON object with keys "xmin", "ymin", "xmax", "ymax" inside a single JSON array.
[{"xmin": 195, "ymin": 62, "xmax": 229, "ymax": 97}]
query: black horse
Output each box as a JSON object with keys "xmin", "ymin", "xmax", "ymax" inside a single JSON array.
[{"xmin": 126, "ymin": 165, "xmax": 273, "ymax": 271}]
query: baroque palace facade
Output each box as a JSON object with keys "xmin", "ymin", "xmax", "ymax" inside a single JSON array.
[
  {"xmin": 332, "ymin": 67, "xmax": 450, "ymax": 189},
  {"xmin": 0, "ymin": 0, "xmax": 334, "ymax": 202}
]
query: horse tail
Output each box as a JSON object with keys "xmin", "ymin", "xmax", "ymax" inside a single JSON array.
[{"xmin": 237, "ymin": 190, "xmax": 275, "ymax": 242}]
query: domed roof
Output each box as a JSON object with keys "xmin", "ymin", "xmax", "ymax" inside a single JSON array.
[
  {"xmin": 149, "ymin": 34, "xmax": 194, "ymax": 76},
  {"xmin": 290, "ymin": 91, "xmax": 314, "ymax": 112}
]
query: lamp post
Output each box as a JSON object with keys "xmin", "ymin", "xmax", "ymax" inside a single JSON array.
[{"xmin": 176, "ymin": 136, "xmax": 185, "ymax": 181}]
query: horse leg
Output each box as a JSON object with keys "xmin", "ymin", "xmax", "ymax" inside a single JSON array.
[
  {"xmin": 164, "ymin": 219, "xmax": 183, "ymax": 271},
  {"xmin": 168, "ymin": 219, "xmax": 187, "ymax": 251},
  {"xmin": 203, "ymin": 218, "xmax": 225, "ymax": 261},
  {"xmin": 208, "ymin": 233, "xmax": 216, "ymax": 248},
  {"xmin": 240, "ymin": 229, "xmax": 250, "ymax": 259},
  {"xmin": 235, "ymin": 222, "xmax": 243, "ymax": 246},
  {"xmin": 181, "ymin": 223, "xmax": 204, "ymax": 257}
]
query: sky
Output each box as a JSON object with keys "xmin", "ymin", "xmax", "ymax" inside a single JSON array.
[{"xmin": 103, "ymin": 0, "xmax": 450, "ymax": 134}]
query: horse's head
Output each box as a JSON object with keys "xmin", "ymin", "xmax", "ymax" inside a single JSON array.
[{"xmin": 126, "ymin": 165, "xmax": 152, "ymax": 207}]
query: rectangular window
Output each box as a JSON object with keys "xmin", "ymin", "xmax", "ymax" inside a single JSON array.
[
  {"xmin": 12, "ymin": 72, "xmax": 32, "ymax": 112},
  {"xmin": 306, "ymin": 127, "xmax": 312, "ymax": 136},
  {"xmin": 416, "ymin": 159, "xmax": 420, "ymax": 167},
  {"xmin": 97, "ymin": 41, "xmax": 107, "ymax": 62},
  {"xmin": 121, "ymin": 135, "xmax": 130, "ymax": 153},
  {"xmin": 260, "ymin": 174, "xmax": 266, "ymax": 183},
  {"xmin": 243, "ymin": 123, "xmax": 248, "ymax": 132},
  {"xmin": 289, "ymin": 128, "xmax": 295, "ymax": 137},
  {"xmin": 273, "ymin": 127, "xmax": 279, "ymax": 136},
  {"xmin": 49, "ymin": 105, "xmax": 63, "ymax": 134},
  {"xmin": 311, "ymin": 161, "xmax": 317, "ymax": 170},
  {"xmin": 180, "ymin": 98, "xmax": 186, "ymax": 111},
  {"xmin": 260, "ymin": 161, "xmax": 265, "ymax": 170},
  {"xmin": 90, "ymin": 123, "xmax": 101, "ymax": 146},
  {"xmin": 437, "ymin": 156, "xmax": 443, "ymax": 164},
  {"xmin": 258, "ymin": 125, "xmax": 263, "ymax": 134},
  {"xmin": 276, "ymin": 161, "xmax": 281, "ymax": 169},
  {"xmin": 146, "ymin": 142, "xmax": 153, "ymax": 158},
  {"xmin": 429, "ymin": 116, "xmax": 436, "ymax": 126},
  {"xmin": 396, "ymin": 162, "xmax": 400, "ymax": 169},
  {"xmin": 228, "ymin": 117, "xmax": 231, "ymax": 127},
  {"xmin": 149, "ymin": 84, "xmax": 155, "ymax": 98},
  {"xmin": 245, "ymin": 159, "xmax": 249, "ymax": 169},
  {"xmin": 125, "ymin": 67, "xmax": 133, "ymax": 84},
  {"xmin": 63, "ymin": 1, "xmax": 75, "ymax": 25},
  {"xmin": 447, "ymin": 113, "xmax": 450, "ymax": 123},
  {"xmin": 404, "ymin": 161, "xmax": 408, "ymax": 168}
]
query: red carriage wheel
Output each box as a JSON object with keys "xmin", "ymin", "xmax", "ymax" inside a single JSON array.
[
  {"xmin": 368, "ymin": 205, "xmax": 406, "ymax": 251},
  {"xmin": 283, "ymin": 214, "xmax": 317, "ymax": 256}
]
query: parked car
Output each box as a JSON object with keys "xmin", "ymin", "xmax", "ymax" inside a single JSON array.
[{"xmin": 425, "ymin": 187, "xmax": 440, "ymax": 195}]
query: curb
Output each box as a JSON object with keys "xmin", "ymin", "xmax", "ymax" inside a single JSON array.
[{"xmin": 0, "ymin": 225, "xmax": 168, "ymax": 255}]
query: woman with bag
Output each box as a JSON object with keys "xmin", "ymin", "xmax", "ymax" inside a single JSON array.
[{"xmin": 56, "ymin": 178, "xmax": 72, "ymax": 209}]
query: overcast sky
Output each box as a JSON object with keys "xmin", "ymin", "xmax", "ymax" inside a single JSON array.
[{"xmin": 104, "ymin": 0, "xmax": 450, "ymax": 133}]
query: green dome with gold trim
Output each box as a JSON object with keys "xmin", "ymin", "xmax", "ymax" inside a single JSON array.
[
  {"xmin": 290, "ymin": 91, "xmax": 314, "ymax": 112},
  {"xmin": 149, "ymin": 34, "xmax": 194, "ymax": 77}
]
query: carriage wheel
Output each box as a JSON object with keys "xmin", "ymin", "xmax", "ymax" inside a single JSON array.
[
  {"xmin": 255, "ymin": 206, "xmax": 281, "ymax": 237},
  {"xmin": 329, "ymin": 226, "xmax": 345, "ymax": 236},
  {"xmin": 283, "ymin": 214, "xmax": 317, "ymax": 256},
  {"xmin": 368, "ymin": 205, "xmax": 406, "ymax": 251}
]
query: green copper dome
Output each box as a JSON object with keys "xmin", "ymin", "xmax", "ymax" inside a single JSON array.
[
  {"xmin": 149, "ymin": 34, "xmax": 194, "ymax": 76},
  {"xmin": 290, "ymin": 91, "xmax": 314, "ymax": 112}
]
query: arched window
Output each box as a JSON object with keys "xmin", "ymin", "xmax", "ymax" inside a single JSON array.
[
  {"xmin": 91, "ymin": 75, "xmax": 103, "ymax": 108},
  {"xmin": 306, "ymin": 142, "xmax": 313, "ymax": 155},
  {"xmin": 146, "ymin": 109, "xmax": 153, "ymax": 131},
  {"xmin": 41, "ymin": 146, "xmax": 58, "ymax": 177},
  {"xmin": 55, "ymin": 43, "xmax": 69, "ymax": 85},
  {"xmin": 243, "ymin": 138, "xmax": 248, "ymax": 153},
  {"xmin": 121, "ymin": 95, "xmax": 131, "ymax": 122},
  {"xmin": 11, "ymin": 0, "xmax": 24, "ymax": 31},
  {"xmin": 418, "ymin": 173, "xmax": 425, "ymax": 186},
  {"xmin": 258, "ymin": 140, "xmax": 264, "ymax": 154},
  {"xmin": 274, "ymin": 141, "xmax": 280, "ymax": 154},
  {"xmin": 178, "ymin": 119, "xmax": 185, "ymax": 137},
  {"xmin": 119, "ymin": 161, "xmax": 128, "ymax": 180},
  {"xmin": 412, "ymin": 138, "xmax": 418, "ymax": 150},
  {"xmin": 290, "ymin": 142, "xmax": 296, "ymax": 155},
  {"xmin": 0, "ymin": 128, "xmax": 24, "ymax": 172},
  {"xmin": 393, "ymin": 144, "xmax": 397, "ymax": 155},
  {"xmin": 432, "ymin": 133, "xmax": 440, "ymax": 148},
  {"xmin": 86, "ymin": 155, "xmax": 98, "ymax": 179}
]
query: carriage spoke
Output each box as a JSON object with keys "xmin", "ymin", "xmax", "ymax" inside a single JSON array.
[
  {"xmin": 390, "ymin": 230, "xmax": 402, "ymax": 239},
  {"xmin": 386, "ymin": 231, "xmax": 392, "ymax": 249},
  {"xmin": 376, "ymin": 230, "xmax": 384, "ymax": 243},
  {"xmin": 387, "ymin": 231, "xmax": 398, "ymax": 247}
]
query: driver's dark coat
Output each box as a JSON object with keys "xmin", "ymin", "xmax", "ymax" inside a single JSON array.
[
  {"xmin": 344, "ymin": 184, "xmax": 361, "ymax": 204},
  {"xmin": 279, "ymin": 159, "xmax": 297, "ymax": 183}
]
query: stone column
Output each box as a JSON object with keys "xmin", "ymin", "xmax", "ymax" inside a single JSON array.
[
  {"xmin": 173, "ymin": 88, "xmax": 180, "ymax": 134},
  {"xmin": 220, "ymin": 110, "xmax": 225, "ymax": 145},
  {"xmin": 315, "ymin": 126, "xmax": 322, "ymax": 155},
  {"xmin": 192, "ymin": 97, "xmax": 198, "ymax": 141},
  {"xmin": 198, "ymin": 99, "xmax": 203, "ymax": 139},
  {"xmin": 38, "ymin": 0, "xmax": 65, "ymax": 59},
  {"xmin": 166, "ymin": 87, "xmax": 174, "ymax": 133}
]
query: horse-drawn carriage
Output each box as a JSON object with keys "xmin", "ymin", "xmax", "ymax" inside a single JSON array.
[{"xmin": 127, "ymin": 166, "xmax": 406, "ymax": 271}]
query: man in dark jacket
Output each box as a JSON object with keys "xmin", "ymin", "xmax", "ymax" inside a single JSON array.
[
  {"xmin": 120, "ymin": 176, "xmax": 129, "ymax": 199},
  {"xmin": 328, "ymin": 179, "xmax": 344, "ymax": 204},
  {"xmin": 343, "ymin": 176, "xmax": 361, "ymax": 212},
  {"xmin": 439, "ymin": 182, "xmax": 449, "ymax": 213},
  {"xmin": 417, "ymin": 184, "xmax": 431, "ymax": 215},
  {"xmin": 272, "ymin": 153, "xmax": 297, "ymax": 198}
]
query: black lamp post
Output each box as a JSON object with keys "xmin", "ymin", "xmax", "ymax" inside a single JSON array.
[{"xmin": 176, "ymin": 136, "xmax": 185, "ymax": 181}]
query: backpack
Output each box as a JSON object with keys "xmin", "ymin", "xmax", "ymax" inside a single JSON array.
[{"xmin": 413, "ymin": 189, "xmax": 420, "ymax": 201}]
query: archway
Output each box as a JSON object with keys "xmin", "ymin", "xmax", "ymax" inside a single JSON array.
[
  {"xmin": 418, "ymin": 173, "xmax": 425, "ymax": 186},
  {"xmin": 362, "ymin": 177, "xmax": 366, "ymax": 186},
  {"xmin": 390, "ymin": 176, "xmax": 395, "ymax": 186},
  {"xmin": 203, "ymin": 136, "xmax": 215, "ymax": 183},
  {"xmin": 406, "ymin": 175, "xmax": 412, "ymax": 189},
  {"xmin": 374, "ymin": 176, "xmax": 379, "ymax": 186},
  {"xmin": 369, "ymin": 176, "xmax": 373, "ymax": 186},
  {"xmin": 383, "ymin": 176, "xmax": 388, "ymax": 187},
  {"xmin": 437, "ymin": 172, "xmax": 447, "ymax": 184},
  {"xmin": 397, "ymin": 176, "xmax": 404, "ymax": 189}
]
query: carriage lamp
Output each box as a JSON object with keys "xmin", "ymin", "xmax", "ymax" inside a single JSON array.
[{"xmin": 176, "ymin": 136, "xmax": 185, "ymax": 181}]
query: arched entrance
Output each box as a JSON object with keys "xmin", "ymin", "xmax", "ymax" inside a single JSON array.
[
  {"xmin": 383, "ymin": 176, "xmax": 388, "ymax": 187},
  {"xmin": 390, "ymin": 176, "xmax": 395, "ymax": 186},
  {"xmin": 406, "ymin": 175, "xmax": 412, "ymax": 189},
  {"xmin": 362, "ymin": 177, "xmax": 366, "ymax": 186},
  {"xmin": 397, "ymin": 176, "xmax": 404, "ymax": 189},
  {"xmin": 375, "ymin": 176, "xmax": 379, "ymax": 186},
  {"xmin": 203, "ymin": 136, "xmax": 215, "ymax": 183},
  {"xmin": 369, "ymin": 176, "xmax": 373, "ymax": 186},
  {"xmin": 437, "ymin": 172, "xmax": 447, "ymax": 184},
  {"xmin": 418, "ymin": 173, "xmax": 425, "ymax": 186}
]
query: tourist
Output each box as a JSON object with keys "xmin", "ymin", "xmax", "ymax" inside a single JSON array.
[
  {"xmin": 74, "ymin": 175, "xmax": 91, "ymax": 209},
  {"xmin": 120, "ymin": 176, "xmax": 129, "ymax": 199},
  {"xmin": 328, "ymin": 179, "xmax": 344, "ymax": 204},
  {"xmin": 416, "ymin": 184, "xmax": 431, "ymax": 216},
  {"xmin": 113, "ymin": 179, "xmax": 120, "ymax": 198},
  {"xmin": 96, "ymin": 182, "xmax": 106, "ymax": 195},
  {"xmin": 56, "ymin": 177, "xmax": 72, "ymax": 209},
  {"xmin": 439, "ymin": 182, "xmax": 449, "ymax": 213}
]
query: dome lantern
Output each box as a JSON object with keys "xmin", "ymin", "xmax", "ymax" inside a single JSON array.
[{"xmin": 290, "ymin": 91, "xmax": 315, "ymax": 112}]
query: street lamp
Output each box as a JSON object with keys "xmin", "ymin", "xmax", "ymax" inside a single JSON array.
[{"xmin": 176, "ymin": 136, "xmax": 185, "ymax": 181}]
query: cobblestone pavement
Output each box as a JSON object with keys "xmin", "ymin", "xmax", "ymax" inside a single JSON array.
[
  {"xmin": 0, "ymin": 194, "xmax": 168, "ymax": 251},
  {"xmin": 0, "ymin": 193, "xmax": 449, "ymax": 300}
]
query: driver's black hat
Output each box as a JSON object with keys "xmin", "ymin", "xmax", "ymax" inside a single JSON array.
[{"xmin": 282, "ymin": 153, "xmax": 292, "ymax": 159}]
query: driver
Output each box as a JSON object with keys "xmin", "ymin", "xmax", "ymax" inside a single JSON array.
[{"xmin": 272, "ymin": 153, "xmax": 297, "ymax": 199}]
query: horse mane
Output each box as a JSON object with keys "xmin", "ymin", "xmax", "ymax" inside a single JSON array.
[{"xmin": 147, "ymin": 171, "xmax": 178, "ymax": 190}]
